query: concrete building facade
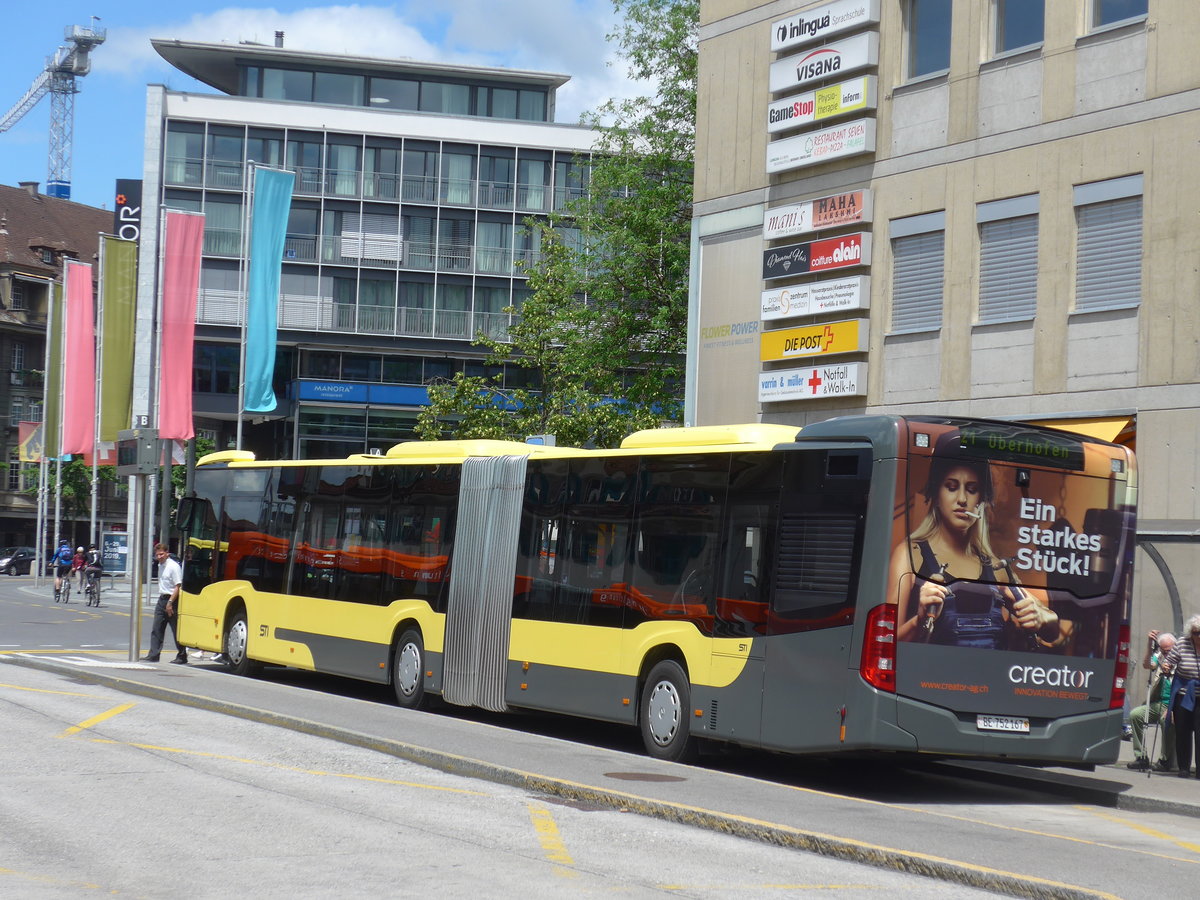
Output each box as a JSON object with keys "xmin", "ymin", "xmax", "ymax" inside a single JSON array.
[{"xmin": 690, "ymin": 1, "xmax": 1197, "ymax": 627}]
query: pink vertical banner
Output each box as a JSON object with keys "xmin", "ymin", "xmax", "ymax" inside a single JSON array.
[
  {"xmin": 158, "ymin": 210, "xmax": 205, "ymax": 440},
  {"xmin": 61, "ymin": 260, "xmax": 96, "ymax": 455}
]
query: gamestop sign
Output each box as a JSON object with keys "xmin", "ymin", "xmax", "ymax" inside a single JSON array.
[
  {"xmin": 768, "ymin": 75, "xmax": 877, "ymax": 134},
  {"xmin": 771, "ymin": 0, "xmax": 881, "ymax": 53},
  {"xmin": 770, "ymin": 32, "xmax": 878, "ymax": 93},
  {"xmin": 767, "ymin": 119, "xmax": 876, "ymax": 174}
]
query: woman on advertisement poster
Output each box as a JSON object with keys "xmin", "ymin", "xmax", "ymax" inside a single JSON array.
[{"xmin": 891, "ymin": 431, "xmax": 1066, "ymax": 650}]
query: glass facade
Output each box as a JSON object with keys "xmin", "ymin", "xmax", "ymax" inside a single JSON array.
[{"xmin": 158, "ymin": 47, "xmax": 589, "ymax": 459}]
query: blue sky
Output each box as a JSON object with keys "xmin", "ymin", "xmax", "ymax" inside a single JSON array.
[{"xmin": 0, "ymin": 1, "xmax": 627, "ymax": 211}]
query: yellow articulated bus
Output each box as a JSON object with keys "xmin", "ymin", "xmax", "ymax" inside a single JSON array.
[{"xmin": 176, "ymin": 415, "xmax": 1136, "ymax": 764}]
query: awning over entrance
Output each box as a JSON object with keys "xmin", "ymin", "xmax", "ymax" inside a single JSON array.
[{"xmin": 1037, "ymin": 416, "xmax": 1135, "ymax": 445}]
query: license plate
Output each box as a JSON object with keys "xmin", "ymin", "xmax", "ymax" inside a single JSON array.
[{"xmin": 977, "ymin": 714, "xmax": 1030, "ymax": 733}]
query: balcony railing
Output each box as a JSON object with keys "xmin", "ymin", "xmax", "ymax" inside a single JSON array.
[
  {"xmin": 165, "ymin": 156, "xmax": 203, "ymax": 186},
  {"xmin": 206, "ymin": 160, "xmax": 244, "ymax": 190},
  {"xmin": 203, "ymin": 227, "xmax": 243, "ymax": 257},
  {"xmin": 478, "ymin": 180, "xmax": 515, "ymax": 209},
  {"xmin": 196, "ymin": 288, "xmax": 514, "ymax": 341}
]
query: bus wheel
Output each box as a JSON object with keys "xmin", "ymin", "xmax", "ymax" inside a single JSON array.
[
  {"xmin": 392, "ymin": 628, "xmax": 427, "ymax": 710},
  {"xmin": 224, "ymin": 610, "xmax": 253, "ymax": 676},
  {"xmin": 639, "ymin": 660, "xmax": 698, "ymax": 763}
]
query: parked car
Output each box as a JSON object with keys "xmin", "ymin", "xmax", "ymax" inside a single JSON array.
[{"xmin": 0, "ymin": 546, "xmax": 37, "ymax": 575}]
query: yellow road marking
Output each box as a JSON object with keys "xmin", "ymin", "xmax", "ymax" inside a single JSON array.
[
  {"xmin": 527, "ymin": 802, "xmax": 578, "ymax": 877},
  {"xmin": 88, "ymin": 737, "xmax": 487, "ymax": 795},
  {"xmin": 0, "ymin": 682, "xmax": 92, "ymax": 697},
  {"xmin": 1082, "ymin": 806, "xmax": 1200, "ymax": 854},
  {"xmin": 58, "ymin": 702, "xmax": 135, "ymax": 737}
]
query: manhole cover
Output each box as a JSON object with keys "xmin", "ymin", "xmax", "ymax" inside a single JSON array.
[{"xmin": 604, "ymin": 771, "xmax": 687, "ymax": 782}]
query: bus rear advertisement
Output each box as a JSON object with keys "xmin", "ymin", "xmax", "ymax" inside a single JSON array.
[{"xmin": 176, "ymin": 415, "xmax": 1135, "ymax": 765}]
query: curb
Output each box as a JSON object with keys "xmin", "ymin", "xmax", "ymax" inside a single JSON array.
[{"xmin": 3, "ymin": 652, "xmax": 1131, "ymax": 900}]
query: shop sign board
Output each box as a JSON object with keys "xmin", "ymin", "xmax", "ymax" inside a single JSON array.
[
  {"xmin": 769, "ymin": 32, "xmax": 878, "ymax": 94},
  {"xmin": 762, "ymin": 232, "xmax": 871, "ymax": 280},
  {"xmin": 763, "ymin": 190, "xmax": 872, "ymax": 240},
  {"xmin": 771, "ymin": 0, "xmax": 881, "ymax": 53},
  {"xmin": 767, "ymin": 118, "xmax": 876, "ymax": 174},
  {"xmin": 761, "ymin": 275, "xmax": 870, "ymax": 321},
  {"xmin": 768, "ymin": 75, "xmax": 876, "ymax": 134},
  {"xmin": 759, "ymin": 363, "xmax": 867, "ymax": 402},
  {"xmin": 760, "ymin": 317, "xmax": 869, "ymax": 362}
]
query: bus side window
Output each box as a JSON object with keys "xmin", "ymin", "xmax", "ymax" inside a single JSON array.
[{"xmin": 716, "ymin": 511, "xmax": 770, "ymax": 636}]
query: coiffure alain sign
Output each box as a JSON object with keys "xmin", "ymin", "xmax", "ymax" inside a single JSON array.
[
  {"xmin": 771, "ymin": 0, "xmax": 881, "ymax": 54},
  {"xmin": 769, "ymin": 31, "xmax": 878, "ymax": 94}
]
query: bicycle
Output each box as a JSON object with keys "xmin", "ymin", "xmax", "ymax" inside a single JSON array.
[
  {"xmin": 84, "ymin": 570, "xmax": 100, "ymax": 607},
  {"xmin": 55, "ymin": 577, "xmax": 71, "ymax": 604}
]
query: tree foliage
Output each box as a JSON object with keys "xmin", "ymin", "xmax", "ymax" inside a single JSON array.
[{"xmin": 416, "ymin": 0, "xmax": 698, "ymax": 449}]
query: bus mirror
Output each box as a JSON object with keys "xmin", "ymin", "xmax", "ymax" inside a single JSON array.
[{"xmin": 176, "ymin": 496, "xmax": 209, "ymax": 533}]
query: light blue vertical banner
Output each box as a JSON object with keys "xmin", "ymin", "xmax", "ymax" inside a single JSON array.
[{"xmin": 244, "ymin": 166, "xmax": 295, "ymax": 413}]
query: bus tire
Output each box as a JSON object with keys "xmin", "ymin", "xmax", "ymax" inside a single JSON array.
[
  {"xmin": 392, "ymin": 628, "xmax": 427, "ymax": 710},
  {"xmin": 639, "ymin": 659, "xmax": 698, "ymax": 763},
  {"xmin": 224, "ymin": 610, "xmax": 255, "ymax": 677}
]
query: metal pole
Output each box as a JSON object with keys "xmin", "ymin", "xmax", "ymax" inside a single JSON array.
[
  {"xmin": 91, "ymin": 235, "xmax": 106, "ymax": 547},
  {"xmin": 236, "ymin": 162, "xmax": 255, "ymax": 450},
  {"xmin": 128, "ymin": 472, "xmax": 146, "ymax": 657}
]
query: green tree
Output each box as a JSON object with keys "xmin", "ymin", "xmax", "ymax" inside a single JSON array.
[{"xmin": 417, "ymin": 0, "xmax": 698, "ymax": 448}]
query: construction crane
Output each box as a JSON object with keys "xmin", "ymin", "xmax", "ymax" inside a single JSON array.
[{"xmin": 0, "ymin": 21, "xmax": 106, "ymax": 200}]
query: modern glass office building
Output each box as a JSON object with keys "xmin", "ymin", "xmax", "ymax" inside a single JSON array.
[{"xmin": 139, "ymin": 37, "xmax": 596, "ymax": 459}]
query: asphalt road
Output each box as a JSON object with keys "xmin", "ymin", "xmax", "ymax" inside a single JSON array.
[{"xmin": 3, "ymin": 574, "xmax": 1200, "ymax": 899}]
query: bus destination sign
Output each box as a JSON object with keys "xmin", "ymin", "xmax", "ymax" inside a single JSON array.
[{"xmin": 958, "ymin": 425, "xmax": 1085, "ymax": 471}]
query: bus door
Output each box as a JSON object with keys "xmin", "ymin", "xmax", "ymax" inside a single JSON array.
[{"xmin": 759, "ymin": 447, "xmax": 870, "ymax": 753}]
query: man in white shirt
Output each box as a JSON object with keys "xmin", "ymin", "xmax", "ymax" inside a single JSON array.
[{"xmin": 140, "ymin": 543, "xmax": 186, "ymax": 664}]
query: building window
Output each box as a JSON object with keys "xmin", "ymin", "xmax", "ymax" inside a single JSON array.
[
  {"xmin": 11, "ymin": 281, "xmax": 26, "ymax": 310},
  {"xmin": 1074, "ymin": 175, "xmax": 1143, "ymax": 313},
  {"xmin": 8, "ymin": 449, "xmax": 21, "ymax": 492},
  {"xmin": 314, "ymin": 72, "xmax": 364, "ymax": 107},
  {"xmin": 906, "ymin": 0, "xmax": 952, "ymax": 79},
  {"xmin": 977, "ymin": 195, "xmax": 1039, "ymax": 324},
  {"xmin": 41, "ymin": 249, "xmax": 54, "ymax": 265},
  {"xmin": 368, "ymin": 77, "xmax": 418, "ymax": 111},
  {"xmin": 10, "ymin": 397, "xmax": 23, "ymax": 425},
  {"xmin": 1092, "ymin": 0, "xmax": 1147, "ymax": 28},
  {"xmin": 994, "ymin": 0, "xmax": 1043, "ymax": 54},
  {"xmin": 889, "ymin": 211, "xmax": 945, "ymax": 333},
  {"xmin": 28, "ymin": 400, "xmax": 42, "ymax": 423},
  {"xmin": 11, "ymin": 341, "xmax": 24, "ymax": 372},
  {"xmin": 262, "ymin": 67, "xmax": 313, "ymax": 102}
]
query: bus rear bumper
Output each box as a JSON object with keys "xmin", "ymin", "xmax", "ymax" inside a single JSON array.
[{"xmin": 890, "ymin": 695, "xmax": 1123, "ymax": 765}]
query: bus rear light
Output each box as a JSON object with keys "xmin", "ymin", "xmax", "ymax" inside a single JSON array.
[
  {"xmin": 861, "ymin": 603, "xmax": 897, "ymax": 693},
  {"xmin": 1110, "ymin": 624, "xmax": 1131, "ymax": 710}
]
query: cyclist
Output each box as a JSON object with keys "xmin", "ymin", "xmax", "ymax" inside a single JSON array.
[
  {"xmin": 72, "ymin": 546, "xmax": 86, "ymax": 591},
  {"xmin": 52, "ymin": 540, "xmax": 74, "ymax": 601},
  {"xmin": 83, "ymin": 545, "xmax": 103, "ymax": 606}
]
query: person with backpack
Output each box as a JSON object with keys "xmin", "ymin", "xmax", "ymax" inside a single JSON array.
[
  {"xmin": 83, "ymin": 545, "xmax": 103, "ymax": 606},
  {"xmin": 53, "ymin": 541, "xmax": 74, "ymax": 601}
]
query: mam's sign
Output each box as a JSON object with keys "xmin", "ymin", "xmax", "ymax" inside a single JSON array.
[
  {"xmin": 769, "ymin": 32, "xmax": 878, "ymax": 94},
  {"xmin": 767, "ymin": 118, "xmax": 876, "ymax": 174},
  {"xmin": 768, "ymin": 75, "xmax": 877, "ymax": 134},
  {"xmin": 771, "ymin": 0, "xmax": 881, "ymax": 53},
  {"xmin": 764, "ymin": 190, "xmax": 872, "ymax": 240}
]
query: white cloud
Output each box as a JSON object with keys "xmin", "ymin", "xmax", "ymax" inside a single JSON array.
[{"xmin": 95, "ymin": 2, "xmax": 634, "ymax": 122}]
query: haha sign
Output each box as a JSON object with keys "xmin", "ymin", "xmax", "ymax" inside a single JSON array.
[{"xmin": 764, "ymin": 190, "xmax": 872, "ymax": 240}]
